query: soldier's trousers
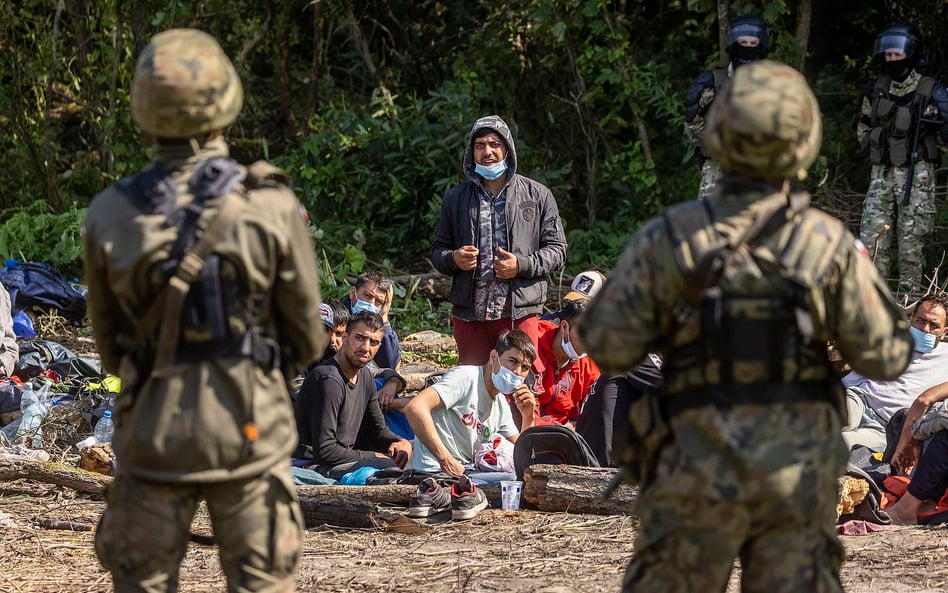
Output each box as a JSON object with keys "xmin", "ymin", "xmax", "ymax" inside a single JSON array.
[
  {"xmin": 860, "ymin": 162, "xmax": 937, "ymax": 295},
  {"xmin": 623, "ymin": 401, "xmax": 847, "ymax": 593},
  {"xmin": 697, "ymin": 160, "xmax": 722, "ymax": 201},
  {"xmin": 96, "ymin": 463, "xmax": 303, "ymax": 593}
]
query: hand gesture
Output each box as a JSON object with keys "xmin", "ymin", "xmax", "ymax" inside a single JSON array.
[
  {"xmin": 389, "ymin": 440, "xmax": 412, "ymax": 469},
  {"xmin": 452, "ymin": 245, "xmax": 479, "ymax": 271},
  {"xmin": 511, "ymin": 383, "xmax": 536, "ymax": 418},
  {"xmin": 493, "ymin": 248, "xmax": 519, "ymax": 280},
  {"xmin": 438, "ymin": 454, "xmax": 466, "ymax": 477},
  {"xmin": 891, "ymin": 437, "xmax": 923, "ymax": 477},
  {"xmin": 377, "ymin": 379, "xmax": 399, "ymax": 412},
  {"xmin": 380, "ymin": 283, "xmax": 394, "ymax": 323}
]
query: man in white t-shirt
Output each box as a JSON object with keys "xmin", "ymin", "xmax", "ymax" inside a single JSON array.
[
  {"xmin": 405, "ymin": 330, "xmax": 537, "ymax": 477},
  {"xmin": 842, "ymin": 294, "xmax": 948, "ymax": 452}
]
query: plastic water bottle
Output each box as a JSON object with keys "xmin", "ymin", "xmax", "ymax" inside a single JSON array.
[
  {"xmin": 19, "ymin": 383, "xmax": 36, "ymax": 415},
  {"xmin": 16, "ymin": 384, "xmax": 46, "ymax": 447},
  {"xmin": 93, "ymin": 410, "xmax": 115, "ymax": 444}
]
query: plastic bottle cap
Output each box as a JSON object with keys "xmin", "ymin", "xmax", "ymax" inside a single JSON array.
[{"xmin": 103, "ymin": 410, "xmax": 112, "ymax": 418}]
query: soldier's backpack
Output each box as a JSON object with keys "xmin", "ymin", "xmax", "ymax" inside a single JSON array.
[{"xmin": 513, "ymin": 424, "xmax": 600, "ymax": 480}]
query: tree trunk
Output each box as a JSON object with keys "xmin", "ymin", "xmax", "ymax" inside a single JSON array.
[
  {"xmin": 0, "ymin": 454, "xmax": 111, "ymax": 495},
  {"xmin": 717, "ymin": 0, "xmax": 731, "ymax": 67},
  {"xmin": 795, "ymin": 0, "xmax": 814, "ymax": 72},
  {"xmin": 523, "ymin": 465, "xmax": 638, "ymax": 515}
]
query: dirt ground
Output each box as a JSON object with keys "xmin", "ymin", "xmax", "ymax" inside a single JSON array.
[
  {"xmin": 5, "ymin": 322, "xmax": 948, "ymax": 592},
  {"xmin": 2, "ymin": 479, "xmax": 948, "ymax": 593}
]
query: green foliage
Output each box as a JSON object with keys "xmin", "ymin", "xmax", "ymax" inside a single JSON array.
[
  {"xmin": 391, "ymin": 285, "xmax": 454, "ymax": 337},
  {"xmin": 0, "ymin": 0, "xmax": 928, "ymax": 290},
  {"xmin": 0, "ymin": 201, "xmax": 86, "ymax": 277},
  {"xmin": 280, "ymin": 80, "xmax": 477, "ymax": 266}
]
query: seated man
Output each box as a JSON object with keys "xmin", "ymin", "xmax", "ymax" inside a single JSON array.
[
  {"xmin": 882, "ymin": 381, "xmax": 948, "ymax": 524},
  {"xmin": 293, "ymin": 311, "xmax": 412, "ymax": 479},
  {"xmin": 404, "ymin": 329, "xmax": 537, "ymax": 479},
  {"xmin": 541, "ymin": 270, "xmax": 606, "ymax": 322},
  {"xmin": 532, "ymin": 299, "xmax": 601, "ymax": 427},
  {"xmin": 342, "ymin": 271, "xmax": 401, "ymax": 370},
  {"xmin": 575, "ymin": 353, "xmax": 663, "ymax": 467},
  {"xmin": 318, "ymin": 298, "xmax": 349, "ymax": 362},
  {"xmin": 842, "ymin": 294, "xmax": 948, "ymax": 452}
]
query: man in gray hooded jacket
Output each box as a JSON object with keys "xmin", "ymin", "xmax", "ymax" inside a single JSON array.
[{"xmin": 431, "ymin": 115, "xmax": 567, "ymax": 365}]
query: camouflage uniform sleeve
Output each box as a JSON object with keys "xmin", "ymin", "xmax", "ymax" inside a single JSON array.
[
  {"xmin": 855, "ymin": 81, "xmax": 874, "ymax": 151},
  {"xmin": 579, "ymin": 219, "xmax": 677, "ymax": 377},
  {"xmin": 825, "ymin": 238, "xmax": 912, "ymax": 380},
  {"xmin": 684, "ymin": 71, "xmax": 717, "ymax": 149},
  {"xmin": 82, "ymin": 210, "xmax": 125, "ymax": 374},
  {"xmin": 273, "ymin": 195, "xmax": 326, "ymax": 373}
]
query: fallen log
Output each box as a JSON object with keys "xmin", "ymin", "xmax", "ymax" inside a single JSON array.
[
  {"xmin": 298, "ymin": 496, "xmax": 425, "ymax": 533},
  {"xmin": 296, "ymin": 482, "xmax": 502, "ymax": 506},
  {"xmin": 296, "ymin": 482, "xmax": 503, "ymax": 531},
  {"xmin": 0, "ymin": 454, "xmax": 111, "ymax": 495},
  {"xmin": 523, "ymin": 465, "xmax": 638, "ymax": 515}
]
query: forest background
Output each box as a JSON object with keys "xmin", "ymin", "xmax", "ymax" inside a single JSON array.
[{"xmin": 1, "ymin": 0, "xmax": 946, "ymax": 335}]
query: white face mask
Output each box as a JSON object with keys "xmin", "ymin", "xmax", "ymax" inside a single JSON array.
[
  {"xmin": 491, "ymin": 364, "xmax": 524, "ymax": 394},
  {"xmin": 560, "ymin": 324, "xmax": 586, "ymax": 361}
]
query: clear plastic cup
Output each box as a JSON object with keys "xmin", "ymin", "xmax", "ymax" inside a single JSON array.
[{"xmin": 500, "ymin": 480, "xmax": 523, "ymax": 510}]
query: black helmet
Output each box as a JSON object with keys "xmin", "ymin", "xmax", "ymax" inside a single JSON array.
[
  {"xmin": 873, "ymin": 21, "xmax": 921, "ymax": 61},
  {"xmin": 873, "ymin": 22, "xmax": 921, "ymax": 80},
  {"xmin": 726, "ymin": 14, "xmax": 770, "ymax": 66}
]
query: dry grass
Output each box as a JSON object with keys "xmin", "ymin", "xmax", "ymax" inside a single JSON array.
[{"xmin": 2, "ymin": 478, "xmax": 948, "ymax": 593}]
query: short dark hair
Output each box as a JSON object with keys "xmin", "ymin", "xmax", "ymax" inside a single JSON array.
[
  {"xmin": 915, "ymin": 294, "xmax": 948, "ymax": 318},
  {"xmin": 346, "ymin": 310, "xmax": 384, "ymax": 334},
  {"xmin": 494, "ymin": 329, "xmax": 537, "ymax": 365},
  {"xmin": 559, "ymin": 298, "xmax": 589, "ymax": 323},
  {"xmin": 354, "ymin": 270, "xmax": 392, "ymax": 292},
  {"xmin": 321, "ymin": 297, "xmax": 349, "ymax": 329}
]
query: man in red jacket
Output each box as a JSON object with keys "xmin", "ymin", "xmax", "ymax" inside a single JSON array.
[{"xmin": 530, "ymin": 299, "xmax": 601, "ymax": 427}]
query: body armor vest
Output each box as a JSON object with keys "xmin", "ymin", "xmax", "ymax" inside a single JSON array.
[
  {"xmin": 116, "ymin": 158, "xmax": 276, "ymax": 369},
  {"xmin": 868, "ymin": 75, "xmax": 938, "ymax": 166},
  {"xmin": 660, "ymin": 192, "xmax": 844, "ymax": 413}
]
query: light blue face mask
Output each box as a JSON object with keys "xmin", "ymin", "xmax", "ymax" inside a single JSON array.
[
  {"xmin": 491, "ymin": 364, "xmax": 524, "ymax": 395},
  {"xmin": 561, "ymin": 337, "xmax": 586, "ymax": 361},
  {"xmin": 352, "ymin": 299, "xmax": 381, "ymax": 315},
  {"xmin": 910, "ymin": 325, "xmax": 939, "ymax": 354},
  {"xmin": 560, "ymin": 323, "xmax": 587, "ymax": 361},
  {"xmin": 474, "ymin": 160, "xmax": 508, "ymax": 180}
]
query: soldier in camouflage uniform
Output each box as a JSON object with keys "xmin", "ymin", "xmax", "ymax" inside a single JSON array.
[
  {"xmin": 84, "ymin": 29, "xmax": 325, "ymax": 593},
  {"xmin": 856, "ymin": 22, "xmax": 948, "ymax": 296},
  {"xmin": 581, "ymin": 61, "xmax": 913, "ymax": 593},
  {"xmin": 684, "ymin": 14, "xmax": 769, "ymax": 200}
]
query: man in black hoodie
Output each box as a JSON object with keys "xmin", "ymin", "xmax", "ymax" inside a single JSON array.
[{"xmin": 431, "ymin": 115, "xmax": 567, "ymax": 365}]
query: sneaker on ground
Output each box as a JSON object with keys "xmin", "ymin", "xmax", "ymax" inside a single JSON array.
[
  {"xmin": 451, "ymin": 474, "xmax": 488, "ymax": 521},
  {"xmin": 408, "ymin": 477, "xmax": 452, "ymax": 518}
]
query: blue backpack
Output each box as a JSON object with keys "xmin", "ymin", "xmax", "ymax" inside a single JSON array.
[{"xmin": 0, "ymin": 262, "xmax": 87, "ymax": 325}]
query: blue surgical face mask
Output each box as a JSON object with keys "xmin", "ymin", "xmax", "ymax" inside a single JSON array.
[
  {"xmin": 910, "ymin": 325, "xmax": 939, "ymax": 354},
  {"xmin": 352, "ymin": 299, "xmax": 381, "ymax": 315},
  {"xmin": 491, "ymin": 364, "xmax": 524, "ymax": 395},
  {"xmin": 474, "ymin": 160, "xmax": 508, "ymax": 180},
  {"xmin": 561, "ymin": 337, "xmax": 586, "ymax": 361}
]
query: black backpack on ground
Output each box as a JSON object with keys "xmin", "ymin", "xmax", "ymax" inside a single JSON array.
[{"xmin": 513, "ymin": 424, "xmax": 600, "ymax": 480}]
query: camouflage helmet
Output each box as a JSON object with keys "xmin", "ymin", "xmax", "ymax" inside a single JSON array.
[
  {"xmin": 131, "ymin": 29, "xmax": 243, "ymax": 139},
  {"xmin": 704, "ymin": 60, "xmax": 821, "ymax": 182}
]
